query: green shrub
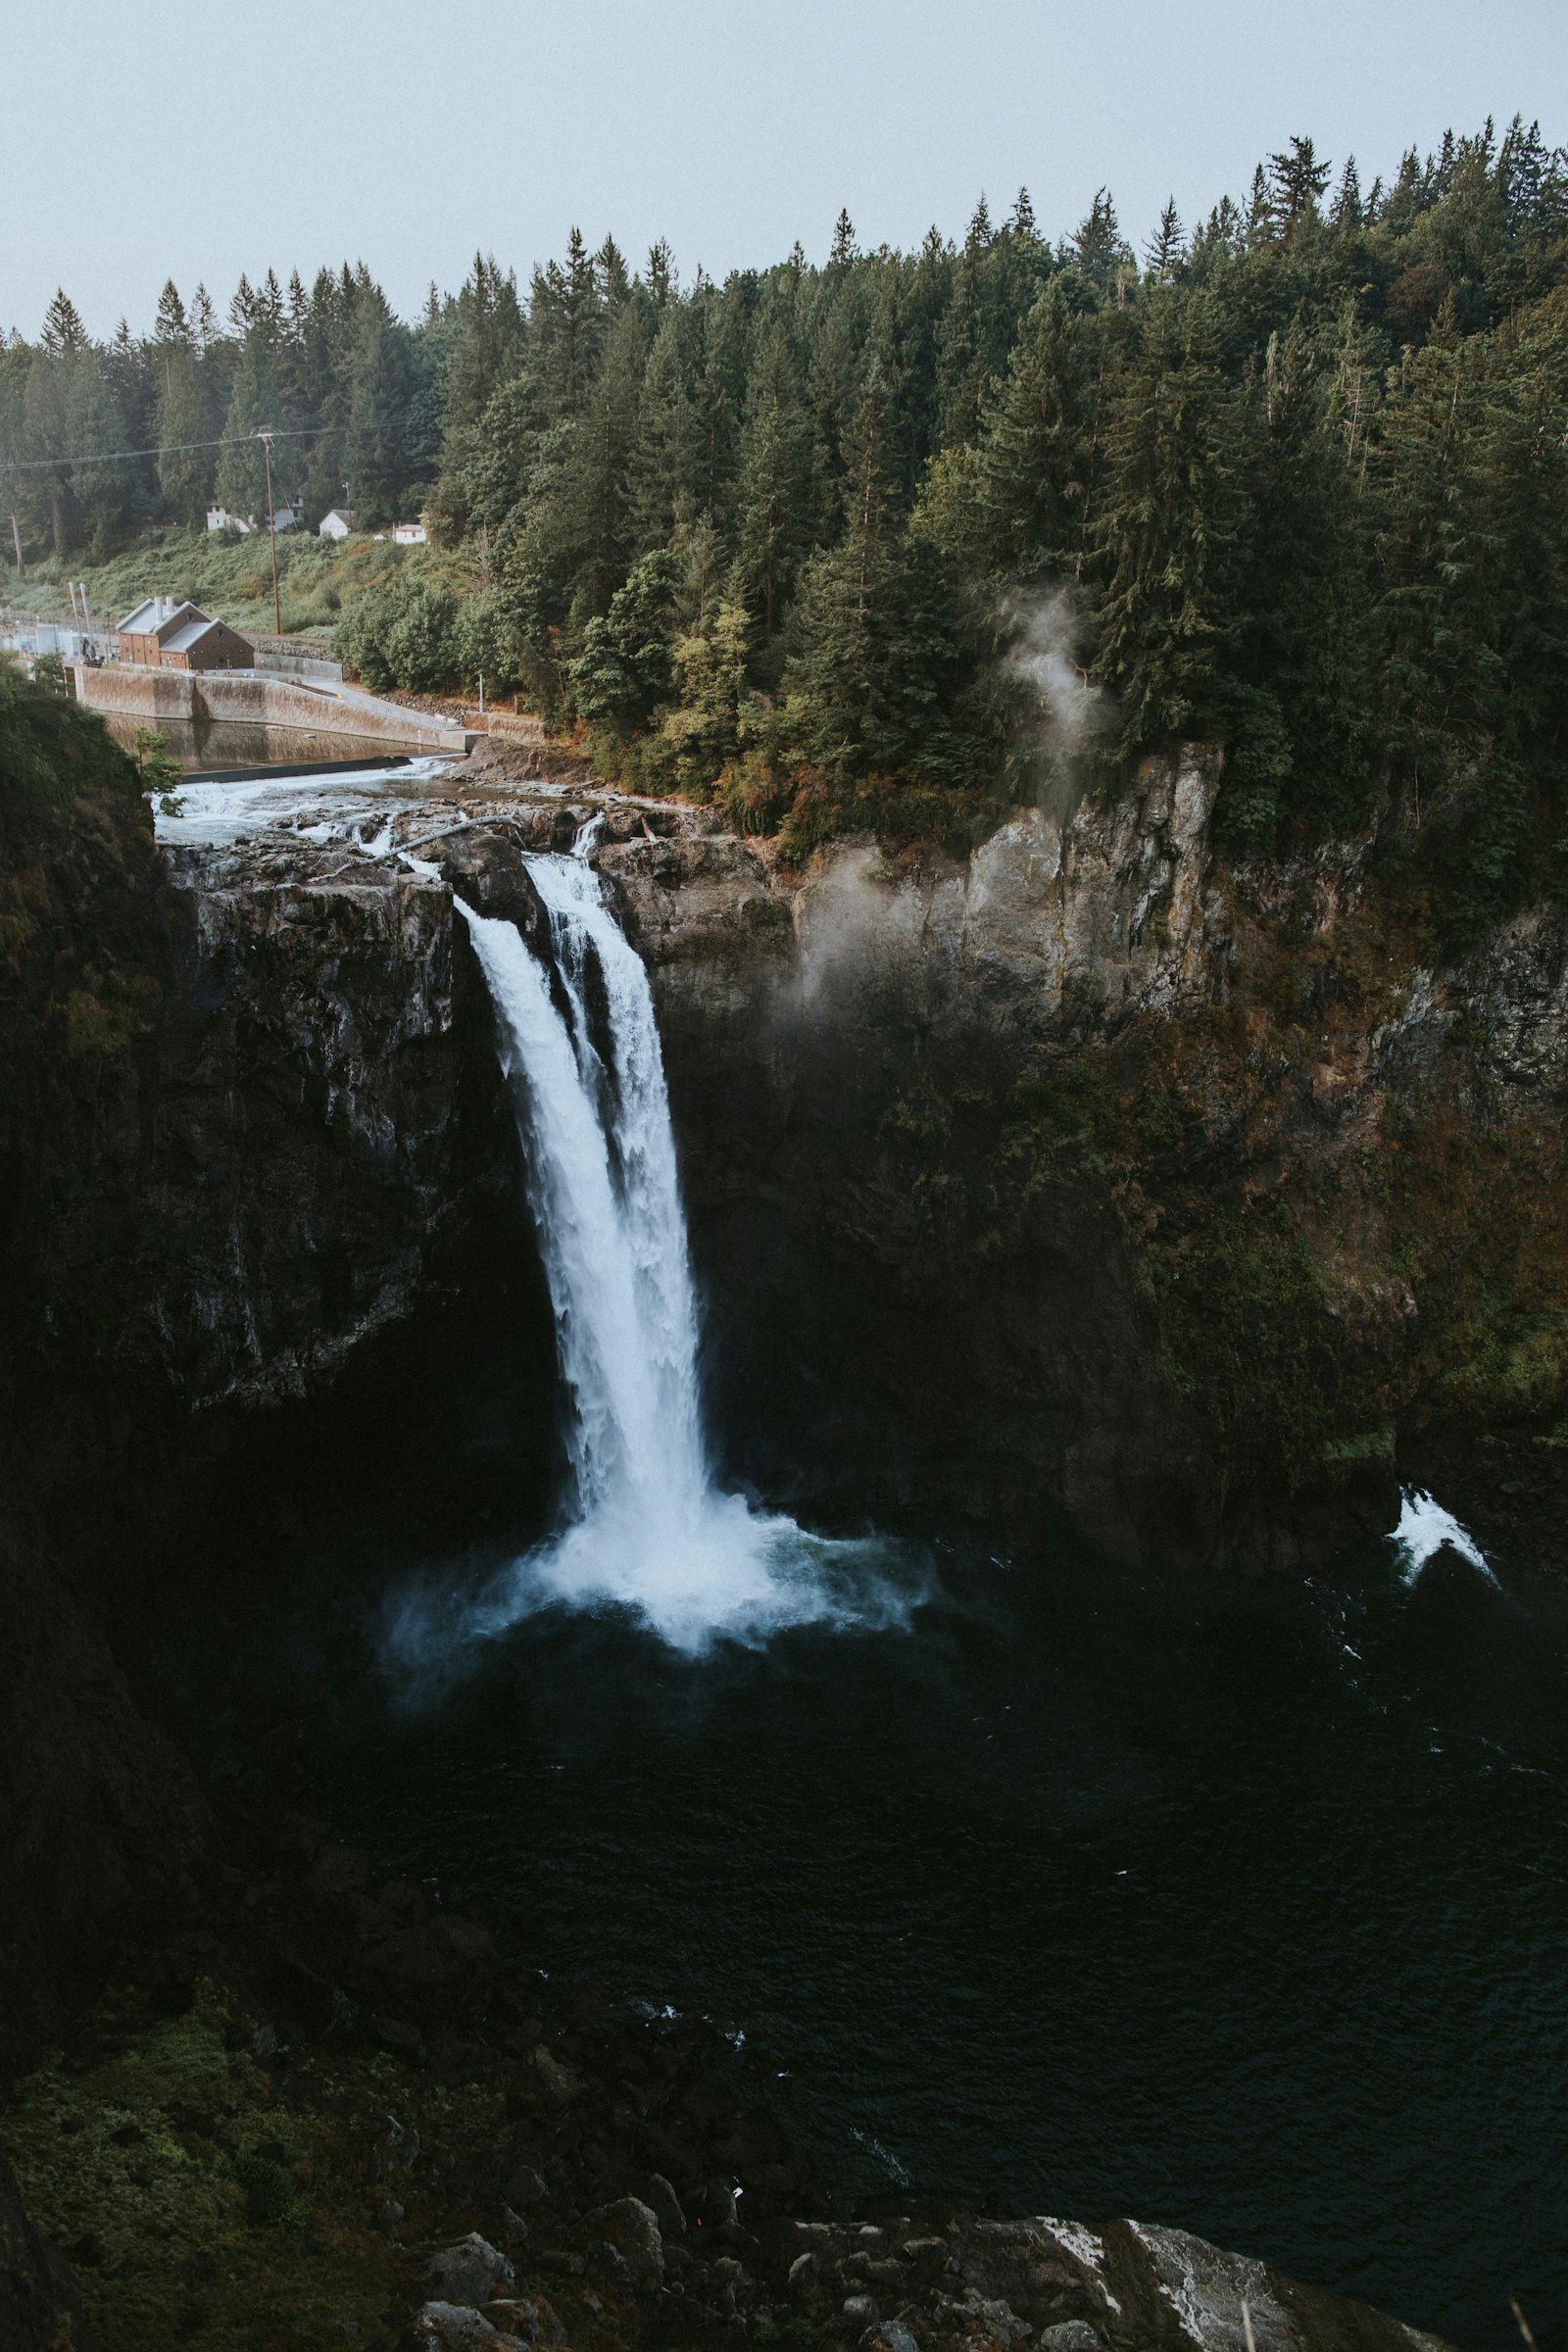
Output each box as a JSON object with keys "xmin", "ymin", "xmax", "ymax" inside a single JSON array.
[{"xmin": 337, "ymin": 571, "xmax": 461, "ymax": 693}]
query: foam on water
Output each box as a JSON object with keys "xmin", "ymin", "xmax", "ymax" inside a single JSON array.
[
  {"xmin": 1390, "ymin": 1487, "xmax": 1495, "ymax": 1585},
  {"xmin": 153, "ymin": 758, "xmax": 450, "ymax": 848}
]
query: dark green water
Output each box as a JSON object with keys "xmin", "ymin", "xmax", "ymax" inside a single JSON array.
[{"xmin": 322, "ymin": 1522, "xmax": 1568, "ymax": 2352}]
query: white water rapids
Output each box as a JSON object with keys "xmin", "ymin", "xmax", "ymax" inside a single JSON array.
[{"xmin": 430, "ymin": 850, "xmax": 916, "ymax": 1658}]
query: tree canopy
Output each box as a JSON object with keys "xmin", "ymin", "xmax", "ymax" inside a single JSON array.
[{"xmin": 6, "ymin": 116, "xmax": 1568, "ymax": 906}]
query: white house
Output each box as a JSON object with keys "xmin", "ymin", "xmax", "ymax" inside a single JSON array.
[
  {"xmin": 207, "ymin": 505, "xmax": 254, "ymax": 535},
  {"xmin": 318, "ymin": 508, "xmax": 355, "ymax": 541},
  {"xmin": 270, "ymin": 501, "xmax": 305, "ymax": 532},
  {"xmin": 392, "ymin": 520, "xmax": 427, "ymax": 546}
]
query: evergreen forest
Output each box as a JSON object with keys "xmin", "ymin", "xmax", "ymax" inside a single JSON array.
[{"xmin": 5, "ymin": 120, "xmax": 1568, "ymax": 920}]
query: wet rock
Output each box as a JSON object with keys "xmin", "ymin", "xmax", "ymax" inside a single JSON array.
[
  {"xmin": 413, "ymin": 2303, "xmax": 526, "ymax": 2351},
  {"xmin": 589, "ymin": 2239, "xmax": 632, "ymax": 2287},
  {"xmin": 953, "ymin": 2219, "xmax": 1119, "ymax": 2323},
  {"xmin": 586, "ymin": 2193, "xmax": 664, "ymax": 2282},
  {"xmin": 424, "ymin": 2232, "xmax": 514, "ymax": 2308},
  {"xmin": 482, "ymin": 2295, "xmax": 567, "ymax": 2346},
  {"xmin": 863, "ymin": 2325, "xmax": 921, "ymax": 2352},
  {"xmin": 1116, "ymin": 2222, "xmax": 1295, "ymax": 2352},
  {"xmin": 937, "ymin": 2289, "xmax": 1034, "ymax": 2343},
  {"xmin": 644, "ymin": 2172, "xmax": 686, "ymax": 2238},
  {"xmin": 1038, "ymin": 2326, "xmax": 1102, "ymax": 2351},
  {"xmin": 505, "ymin": 2162, "xmax": 549, "ymax": 2209},
  {"xmin": 534, "ymin": 2043, "xmax": 583, "ymax": 2102},
  {"xmin": 844, "ymin": 2294, "xmax": 880, "ymax": 2328}
]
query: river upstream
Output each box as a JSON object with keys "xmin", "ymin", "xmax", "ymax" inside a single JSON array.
[{"xmin": 159, "ymin": 770, "xmax": 1568, "ymax": 2352}]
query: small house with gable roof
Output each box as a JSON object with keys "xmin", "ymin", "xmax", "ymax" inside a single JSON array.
[{"xmin": 117, "ymin": 598, "xmax": 252, "ymax": 671}]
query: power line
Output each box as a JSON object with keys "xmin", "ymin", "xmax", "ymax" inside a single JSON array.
[{"xmin": 0, "ymin": 423, "xmax": 346, "ymax": 476}]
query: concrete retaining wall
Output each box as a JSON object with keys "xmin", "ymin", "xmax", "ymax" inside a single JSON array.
[{"xmin": 73, "ymin": 662, "xmax": 474, "ymax": 753}]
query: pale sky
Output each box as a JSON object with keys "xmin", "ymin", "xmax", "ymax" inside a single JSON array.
[{"xmin": 10, "ymin": 0, "xmax": 1563, "ymax": 338}]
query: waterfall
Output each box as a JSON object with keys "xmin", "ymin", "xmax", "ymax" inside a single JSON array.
[{"xmin": 451, "ymin": 852, "xmax": 916, "ymax": 1656}]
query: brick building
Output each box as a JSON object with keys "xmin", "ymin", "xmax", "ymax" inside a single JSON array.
[{"xmin": 117, "ymin": 599, "xmax": 253, "ymax": 671}]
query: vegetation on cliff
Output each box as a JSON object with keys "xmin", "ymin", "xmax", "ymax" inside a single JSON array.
[
  {"xmin": 866, "ymin": 856, "xmax": 1568, "ymax": 1506},
  {"xmin": 0, "ymin": 657, "xmax": 165, "ymax": 1058}
]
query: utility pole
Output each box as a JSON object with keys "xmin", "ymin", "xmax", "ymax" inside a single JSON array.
[{"xmin": 259, "ymin": 429, "xmax": 281, "ymax": 637}]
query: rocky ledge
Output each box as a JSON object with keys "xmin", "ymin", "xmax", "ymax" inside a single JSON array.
[
  {"xmin": 0, "ymin": 1802, "xmax": 1452, "ymax": 2352},
  {"xmin": 146, "ymin": 741, "xmax": 1568, "ymax": 1577}
]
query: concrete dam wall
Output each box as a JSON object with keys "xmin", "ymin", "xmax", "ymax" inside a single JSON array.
[{"xmin": 72, "ymin": 662, "xmax": 476, "ymax": 754}]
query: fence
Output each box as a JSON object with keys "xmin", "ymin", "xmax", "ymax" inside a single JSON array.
[{"xmin": 0, "ymin": 606, "xmax": 118, "ymax": 664}]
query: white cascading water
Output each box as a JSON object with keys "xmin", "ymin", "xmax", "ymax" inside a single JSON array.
[{"xmin": 448, "ymin": 846, "xmax": 913, "ymax": 1657}]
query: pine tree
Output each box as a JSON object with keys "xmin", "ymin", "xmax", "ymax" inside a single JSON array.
[
  {"xmin": 1092, "ymin": 290, "xmax": 1233, "ymax": 749},
  {"xmin": 596, "ymin": 237, "xmax": 632, "ymax": 311},
  {"xmin": 228, "ymin": 273, "xmax": 260, "ymax": 335},
  {"xmin": 215, "ymin": 328, "xmax": 278, "ymax": 520},
  {"xmin": 155, "ymin": 281, "xmax": 188, "ymax": 344},
  {"xmin": 1373, "ymin": 304, "xmax": 1503, "ymax": 797},
  {"xmin": 627, "ymin": 305, "xmax": 700, "ymax": 549},
  {"xmin": 735, "ymin": 323, "xmax": 812, "ymax": 633},
  {"xmin": 1331, "ymin": 158, "xmax": 1363, "ymax": 229},
  {"xmin": 40, "ymin": 290, "xmax": 87, "ymax": 359},
  {"xmin": 345, "ymin": 293, "xmax": 414, "ymax": 524},
  {"xmin": 1067, "ymin": 192, "xmax": 1129, "ymax": 293},
  {"xmin": 157, "ymin": 339, "xmax": 210, "ymax": 523},
  {"xmin": 830, "ymin": 210, "xmax": 858, "ymax": 267},
  {"xmin": 646, "ymin": 240, "xmax": 675, "ymax": 305},
  {"xmin": 1144, "ymin": 200, "xmax": 1184, "ymax": 280},
  {"xmin": 553, "ymin": 299, "xmax": 647, "ymax": 612},
  {"xmin": 922, "ymin": 279, "xmax": 1091, "ymax": 578},
  {"xmin": 1267, "ymin": 136, "xmax": 1332, "ymax": 235}
]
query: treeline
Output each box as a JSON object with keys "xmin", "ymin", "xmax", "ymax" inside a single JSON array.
[
  {"xmin": 0, "ymin": 266, "xmax": 450, "ymax": 554},
  {"xmin": 8, "ymin": 118, "xmax": 1568, "ymax": 900}
]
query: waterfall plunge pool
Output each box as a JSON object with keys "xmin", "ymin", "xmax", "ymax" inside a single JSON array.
[{"xmin": 159, "ymin": 831, "xmax": 1568, "ymax": 2352}]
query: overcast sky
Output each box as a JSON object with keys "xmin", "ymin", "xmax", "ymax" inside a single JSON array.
[{"xmin": 9, "ymin": 0, "xmax": 1563, "ymax": 338}]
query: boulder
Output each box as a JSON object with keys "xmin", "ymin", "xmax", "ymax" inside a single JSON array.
[
  {"xmin": 413, "ymin": 2301, "xmax": 526, "ymax": 2351},
  {"xmin": 424, "ymin": 2233, "xmax": 514, "ymax": 2308},
  {"xmin": 644, "ymin": 2172, "xmax": 686, "ymax": 2238},
  {"xmin": 481, "ymin": 2296, "xmax": 567, "ymax": 2346},
  {"xmin": 586, "ymin": 2194, "xmax": 664, "ymax": 2283}
]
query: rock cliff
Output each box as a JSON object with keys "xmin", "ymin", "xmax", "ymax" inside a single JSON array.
[{"xmin": 1, "ymin": 724, "xmax": 1559, "ymax": 2349}]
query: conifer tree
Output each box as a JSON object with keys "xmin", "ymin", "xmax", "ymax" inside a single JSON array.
[
  {"xmin": 40, "ymin": 290, "xmax": 87, "ymax": 359},
  {"xmin": 1067, "ymin": 192, "xmax": 1130, "ymax": 293},
  {"xmin": 215, "ymin": 327, "xmax": 278, "ymax": 520},
  {"xmin": 345, "ymin": 293, "xmax": 414, "ymax": 523},
  {"xmin": 735, "ymin": 323, "xmax": 812, "ymax": 633},
  {"xmin": 155, "ymin": 281, "xmax": 188, "ymax": 344},
  {"xmin": 1092, "ymin": 290, "xmax": 1233, "ymax": 748},
  {"xmin": 627, "ymin": 305, "xmax": 699, "ymax": 550},
  {"xmin": 1144, "ymin": 200, "xmax": 1184, "ymax": 280},
  {"xmin": 157, "ymin": 331, "xmax": 210, "ymax": 523}
]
